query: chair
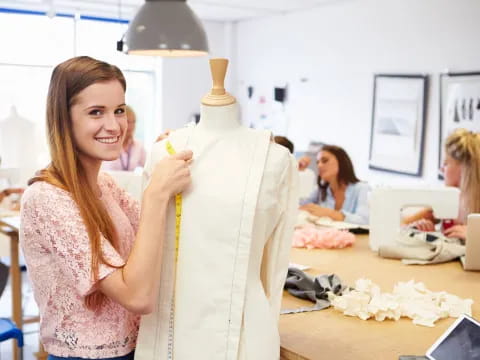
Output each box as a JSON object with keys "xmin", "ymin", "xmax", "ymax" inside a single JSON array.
[
  {"xmin": 0, "ymin": 318, "xmax": 23, "ymax": 359},
  {"xmin": 0, "ymin": 260, "xmax": 23, "ymax": 359}
]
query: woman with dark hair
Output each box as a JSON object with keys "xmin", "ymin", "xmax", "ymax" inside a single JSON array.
[{"xmin": 300, "ymin": 145, "xmax": 370, "ymax": 225}]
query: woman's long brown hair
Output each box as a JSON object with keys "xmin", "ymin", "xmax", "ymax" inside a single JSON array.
[
  {"xmin": 29, "ymin": 56, "xmax": 126, "ymax": 310},
  {"xmin": 318, "ymin": 145, "xmax": 360, "ymax": 202}
]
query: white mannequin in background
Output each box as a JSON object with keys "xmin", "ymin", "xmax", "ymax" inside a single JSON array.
[
  {"xmin": 136, "ymin": 59, "xmax": 298, "ymax": 360},
  {"xmin": 0, "ymin": 106, "xmax": 37, "ymax": 185}
]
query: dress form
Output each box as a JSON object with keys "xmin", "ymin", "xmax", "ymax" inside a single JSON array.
[
  {"xmin": 0, "ymin": 106, "xmax": 37, "ymax": 185},
  {"xmin": 196, "ymin": 58, "xmax": 240, "ymax": 139},
  {"xmin": 136, "ymin": 59, "xmax": 298, "ymax": 360}
]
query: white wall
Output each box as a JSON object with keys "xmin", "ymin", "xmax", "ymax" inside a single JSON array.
[
  {"xmin": 160, "ymin": 21, "xmax": 236, "ymax": 133},
  {"xmin": 235, "ymin": 0, "xmax": 480, "ymax": 185}
]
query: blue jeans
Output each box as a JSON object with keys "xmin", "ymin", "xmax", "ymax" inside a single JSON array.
[{"xmin": 48, "ymin": 351, "xmax": 134, "ymax": 360}]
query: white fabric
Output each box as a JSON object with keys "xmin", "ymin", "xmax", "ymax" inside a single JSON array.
[
  {"xmin": 136, "ymin": 106, "xmax": 298, "ymax": 360},
  {"xmin": 330, "ymin": 278, "xmax": 473, "ymax": 327}
]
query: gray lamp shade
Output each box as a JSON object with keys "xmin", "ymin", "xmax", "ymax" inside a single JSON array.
[{"xmin": 126, "ymin": 0, "xmax": 209, "ymax": 57}]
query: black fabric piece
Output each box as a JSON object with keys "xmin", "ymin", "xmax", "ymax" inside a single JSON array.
[
  {"xmin": 349, "ymin": 227, "xmax": 369, "ymax": 235},
  {"xmin": 426, "ymin": 233, "xmax": 439, "ymax": 242},
  {"xmin": 284, "ymin": 268, "xmax": 347, "ymax": 304}
]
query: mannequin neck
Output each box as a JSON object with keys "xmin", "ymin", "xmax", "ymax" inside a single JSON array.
[{"xmin": 197, "ymin": 103, "xmax": 240, "ymax": 133}]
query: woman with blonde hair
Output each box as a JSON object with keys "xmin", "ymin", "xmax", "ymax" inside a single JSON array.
[
  {"xmin": 20, "ymin": 56, "xmax": 192, "ymax": 360},
  {"xmin": 405, "ymin": 128, "xmax": 480, "ymax": 240},
  {"xmin": 102, "ymin": 105, "xmax": 147, "ymax": 171}
]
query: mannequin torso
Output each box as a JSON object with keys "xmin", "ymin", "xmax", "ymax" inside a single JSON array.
[
  {"xmin": 136, "ymin": 58, "xmax": 298, "ymax": 360},
  {"xmin": 136, "ymin": 103, "xmax": 298, "ymax": 360}
]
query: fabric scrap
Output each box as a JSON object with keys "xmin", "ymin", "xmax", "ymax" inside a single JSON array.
[{"xmin": 282, "ymin": 268, "xmax": 348, "ymax": 314}]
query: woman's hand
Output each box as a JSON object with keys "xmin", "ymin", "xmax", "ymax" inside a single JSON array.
[
  {"xmin": 300, "ymin": 203, "xmax": 330, "ymax": 218},
  {"xmin": 298, "ymin": 156, "xmax": 311, "ymax": 171},
  {"xmin": 155, "ymin": 129, "xmax": 171, "ymax": 143},
  {"xmin": 145, "ymin": 150, "xmax": 193, "ymax": 202},
  {"xmin": 410, "ymin": 219, "xmax": 435, "ymax": 232},
  {"xmin": 443, "ymin": 225, "xmax": 467, "ymax": 240},
  {"xmin": 401, "ymin": 207, "xmax": 434, "ymax": 225},
  {"xmin": 101, "ymin": 150, "xmax": 192, "ymax": 314}
]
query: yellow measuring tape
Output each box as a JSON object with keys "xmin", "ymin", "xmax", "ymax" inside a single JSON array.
[
  {"xmin": 166, "ymin": 141, "xmax": 182, "ymax": 262},
  {"xmin": 166, "ymin": 140, "xmax": 182, "ymax": 359}
]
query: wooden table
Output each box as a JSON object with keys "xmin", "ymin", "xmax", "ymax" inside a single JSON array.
[
  {"xmin": 0, "ymin": 215, "xmax": 48, "ymax": 360},
  {"xmin": 279, "ymin": 235, "xmax": 480, "ymax": 360}
]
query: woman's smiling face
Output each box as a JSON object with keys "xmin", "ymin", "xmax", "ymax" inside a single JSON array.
[{"xmin": 70, "ymin": 79, "xmax": 127, "ymax": 166}]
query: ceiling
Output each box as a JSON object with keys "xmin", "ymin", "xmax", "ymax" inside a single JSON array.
[{"xmin": 0, "ymin": 0, "xmax": 345, "ymax": 22}]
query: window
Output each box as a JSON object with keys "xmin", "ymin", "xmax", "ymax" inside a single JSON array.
[{"xmin": 0, "ymin": 11, "xmax": 160, "ymax": 184}]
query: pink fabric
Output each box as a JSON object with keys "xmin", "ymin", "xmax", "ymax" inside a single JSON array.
[
  {"xmin": 20, "ymin": 173, "xmax": 141, "ymax": 358},
  {"xmin": 102, "ymin": 139, "xmax": 147, "ymax": 171},
  {"xmin": 292, "ymin": 224, "xmax": 356, "ymax": 249}
]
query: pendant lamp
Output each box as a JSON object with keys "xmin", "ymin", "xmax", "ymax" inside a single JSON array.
[{"xmin": 125, "ymin": 0, "xmax": 208, "ymax": 56}]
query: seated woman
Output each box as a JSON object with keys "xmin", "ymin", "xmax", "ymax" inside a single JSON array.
[
  {"xmin": 403, "ymin": 129, "xmax": 480, "ymax": 240},
  {"xmin": 300, "ymin": 145, "xmax": 369, "ymax": 225}
]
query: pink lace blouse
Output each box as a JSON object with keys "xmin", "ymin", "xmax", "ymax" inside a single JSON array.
[{"xmin": 20, "ymin": 173, "xmax": 141, "ymax": 358}]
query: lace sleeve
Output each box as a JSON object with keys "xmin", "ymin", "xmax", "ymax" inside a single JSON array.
[
  {"xmin": 100, "ymin": 172, "xmax": 141, "ymax": 233},
  {"xmin": 23, "ymin": 183, "xmax": 125, "ymax": 297}
]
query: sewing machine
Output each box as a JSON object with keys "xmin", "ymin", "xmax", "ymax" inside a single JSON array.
[{"xmin": 369, "ymin": 186, "xmax": 460, "ymax": 252}]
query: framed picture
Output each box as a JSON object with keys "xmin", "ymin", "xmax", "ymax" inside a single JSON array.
[
  {"xmin": 369, "ymin": 74, "xmax": 428, "ymax": 176},
  {"xmin": 439, "ymin": 72, "xmax": 480, "ymax": 178}
]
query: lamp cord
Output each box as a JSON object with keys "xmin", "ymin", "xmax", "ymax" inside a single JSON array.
[
  {"xmin": 118, "ymin": 0, "xmax": 123, "ymax": 21},
  {"xmin": 116, "ymin": 0, "xmax": 126, "ymax": 52}
]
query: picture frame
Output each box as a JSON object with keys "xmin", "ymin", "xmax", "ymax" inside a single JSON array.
[
  {"xmin": 369, "ymin": 74, "xmax": 428, "ymax": 176},
  {"xmin": 439, "ymin": 71, "xmax": 480, "ymax": 178}
]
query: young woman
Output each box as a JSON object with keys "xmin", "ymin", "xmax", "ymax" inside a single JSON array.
[
  {"xmin": 404, "ymin": 128, "xmax": 480, "ymax": 240},
  {"xmin": 300, "ymin": 145, "xmax": 370, "ymax": 225},
  {"xmin": 20, "ymin": 56, "xmax": 192, "ymax": 360}
]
